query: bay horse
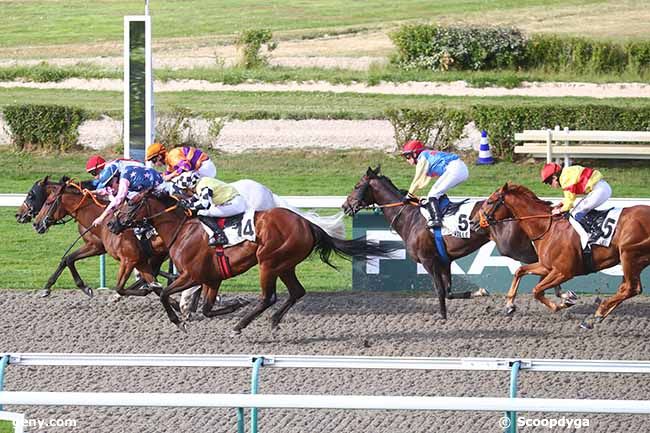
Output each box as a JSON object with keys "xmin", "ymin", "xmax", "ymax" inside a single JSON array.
[
  {"xmin": 32, "ymin": 178, "xmax": 169, "ymax": 298},
  {"xmin": 341, "ymin": 167, "xmax": 575, "ymax": 319},
  {"xmin": 109, "ymin": 192, "xmax": 394, "ymax": 333},
  {"xmin": 478, "ymin": 182, "xmax": 650, "ymax": 329}
]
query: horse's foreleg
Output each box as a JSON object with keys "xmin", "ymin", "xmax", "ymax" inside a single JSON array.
[
  {"xmin": 180, "ymin": 285, "xmax": 201, "ymax": 320},
  {"xmin": 531, "ymin": 269, "xmax": 573, "ymax": 313},
  {"xmin": 115, "ymin": 261, "xmax": 153, "ymax": 297},
  {"xmin": 505, "ymin": 262, "xmax": 549, "ymax": 315},
  {"xmin": 271, "ymin": 267, "xmax": 306, "ymax": 329},
  {"xmin": 160, "ymin": 272, "xmax": 197, "ymax": 331},
  {"xmin": 202, "ymin": 281, "xmax": 248, "ymax": 318},
  {"xmin": 41, "ymin": 243, "xmax": 103, "ymax": 298}
]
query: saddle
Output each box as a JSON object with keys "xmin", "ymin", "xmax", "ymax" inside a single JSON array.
[
  {"xmin": 579, "ymin": 208, "xmax": 613, "ymax": 234},
  {"xmin": 438, "ymin": 194, "xmax": 469, "ymax": 217}
]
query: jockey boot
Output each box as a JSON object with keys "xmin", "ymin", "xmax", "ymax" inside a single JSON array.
[
  {"xmin": 425, "ymin": 197, "xmax": 443, "ymax": 228},
  {"xmin": 587, "ymin": 221, "xmax": 604, "ymax": 246},
  {"xmin": 199, "ymin": 216, "xmax": 229, "ymax": 246}
]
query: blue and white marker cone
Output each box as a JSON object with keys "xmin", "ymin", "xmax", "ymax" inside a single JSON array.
[{"xmin": 476, "ymin": 130, "xmax": 494, "ymax": 165}]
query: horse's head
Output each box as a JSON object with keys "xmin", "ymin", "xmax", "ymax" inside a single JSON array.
[
  {"xmin": 343, "ymin": 166, "xmax": 404, "ymax": 216},
  {"xmin": 16, "ymin": 176, "xmax": 51, "ymax": 223},
  {"xmin": 107, "ymin": 190, "xmax": 150, "ymax": 234},
  {"xmin": 32, "ymin": 177, "xmax": 70, "ymax": 234},
  {"xmin": 478, "ymin": 182, "xmax": 549, "ymax": 228}
]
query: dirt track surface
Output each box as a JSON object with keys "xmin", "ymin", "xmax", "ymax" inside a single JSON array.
[{"xmin": 1, "ymin": 289, "xmax": 650, "ymax": 433}]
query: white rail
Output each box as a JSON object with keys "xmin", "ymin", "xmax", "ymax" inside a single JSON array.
[
  {"xmin": 6, "ymin": 353, "xmax": 650, "ymax": 374},
  {"xmin": 1, "ymin": 392, "xmax": 649, "ymax": 413}
]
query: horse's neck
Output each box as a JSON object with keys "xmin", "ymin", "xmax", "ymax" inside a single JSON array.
[
  {"xmin": 62, "ymin": 193, "xmax": 100, "ymax": 228},
  {"xmin": 147, "ymin": 204, "xmax": 189, "ymax": 249},
  {"xmin": 506, "ymin": 195, "xmax": 552, "ymax": 238}
]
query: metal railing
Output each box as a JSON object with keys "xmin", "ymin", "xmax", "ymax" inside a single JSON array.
[{"xmin": 1, "ymin": 353, "xmax": 650, "ymax": 433}]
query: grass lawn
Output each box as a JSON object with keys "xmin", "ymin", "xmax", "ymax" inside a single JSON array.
[
  {"xmin": 1, "ymin": 149, "xmax": 649, "ymax": 291},
  {"xmin": 0, "ymin": 421, "xmax": 13, "ymax": 433},
  {"xmin": 2, "ymin": 87, "xmax": 649, "ymax": 120},
  {"xmin": 1, "ymin": 0, "xmax": 608, "ymax": 49}
]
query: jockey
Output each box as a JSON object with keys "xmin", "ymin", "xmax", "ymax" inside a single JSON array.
[
  {"xmin": 401, "ymin": 140, "xmax": 469, "ymax": 228},
  {"xmin": 173, "ymin": 172, "xmax": 246, "ymax": 246},
  {"xmin": 541, "ymin": 162, "xmax": 612, "ymax": 242},
  {"xmin": 91, "ymin": 165, "xmax": 164, "ymax": 227},
  {"xmin": 145, "ymin": 143, "xmax": 217, "ymax": 182},
  {"xmin": 85, "ymin": 155, "xmax": 144, "ymax": 187}
]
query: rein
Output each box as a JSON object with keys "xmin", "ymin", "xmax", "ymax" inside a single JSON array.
[{"xmin": 479, "ymin": 195, "xmax": 556, "ymax": 241}]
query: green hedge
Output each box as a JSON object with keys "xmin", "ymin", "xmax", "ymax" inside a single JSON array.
[
  {"xmin": 390, "ymin": 24, "xmax": 650, "ymax": 75},
  {"xmin": 387, "ymin": 105, "xmax": 650, "ymax": 160},
  {"xmin": 391, "ymin": 24, "xmax": 526, "ymax": 71},
  {"xmin": 4, "ymin": 104, "xmax": 86, "ymax": 151}
]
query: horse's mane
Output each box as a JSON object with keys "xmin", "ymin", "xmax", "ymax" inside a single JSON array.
[{"xmin": 507, "ymin": 183, "xmax": 552, "ymax": 208}]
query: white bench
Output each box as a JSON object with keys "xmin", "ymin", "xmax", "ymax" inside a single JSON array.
[{"xmin": 514, "ymin": 128, "xmax": 650, "ymax": 164}]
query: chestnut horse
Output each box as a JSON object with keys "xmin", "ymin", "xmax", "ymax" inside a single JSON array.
[
  {"xmin": 342, "ymin": 167, "xmax": 575, "ymax": 319},
  {"xmin": 478, "ymin": 182, "xmax": 650, "ymax": 328},
  {"xmin": 109, "ymin": 193, "xmax": 394, "ymax": 333},
  {"xmin": 32, "ymin": 178, "xmax": 168, "ymax": 298}
]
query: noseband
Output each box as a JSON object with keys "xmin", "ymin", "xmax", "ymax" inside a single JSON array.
[{"xmin": 479, "ymin": 191, "xmax": 554, "ymax": 241}]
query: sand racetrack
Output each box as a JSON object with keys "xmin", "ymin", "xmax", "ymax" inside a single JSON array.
[{"xmin": 1, "ymin": 289, "xmax": 650, "ymax": 433}]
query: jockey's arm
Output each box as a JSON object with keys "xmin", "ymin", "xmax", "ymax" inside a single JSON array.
[
  {"xmin": 561, "ymin": 190, "xmax": 577, "ymax": 213},
  {"xmin": 407, "ymin": 157, "xmax": 432, "ymax": 195},
  {"xmin": 192, "ymin": 186, "xmax": 213, "ymax": 211},
  {"xmin": 92, "ymin": 179, "xmax": 129, "ymax": 226}
]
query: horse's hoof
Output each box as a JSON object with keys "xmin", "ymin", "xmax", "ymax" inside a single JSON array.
[
  {"xmin": 111, "ymin": 294, "xmax": 123, "ymax": 303},
  {"xmin": 472, "ymin": 287, "xmax": 489, "ymax": 298},
  {"xmin": 81, "ymin": 286, "xmax": 94, "ymax": 298},
  {"xmin": 175, "ymin": 322, "xmax": 188, "ymax": 333},
  {"xmin": 579, "ymin": 320, "xmax": 593, "ymax": 330},
  {"xmin": 595, "ymin": 316, "xmax": 604, "ymax": 323},
  {"xmin": 38, "ymin": 289, "xmax": 51, "ymax": 298},
  {"xmin": 505, "ymin": 305, "xmax": 516, "ymax": 316},
  {"xmin": 236, "ymin": 296, "xmax": 251, "ymax": 306},
  {"xmin": 563, "ymin": 297, "xmax": 576, "ymax": 307},
  {"xmin": 566, "ymin": 290, "xmax": 577, "ymax": 300},
  {"xmin": 230, "ymin": 328, "xmax": 242, "ymax": 337}
]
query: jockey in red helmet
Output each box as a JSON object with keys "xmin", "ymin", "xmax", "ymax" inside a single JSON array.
[
  {"xmin": 401, "ymin": 140, "xmax": 469, "ymax": 229},
  {"xmin": 541, "ymin": 162, "xmax": 612, "ymax": 245},
  {"xmin": 85, "ymin": 155, "xmax": 106, "ymax": 178}
]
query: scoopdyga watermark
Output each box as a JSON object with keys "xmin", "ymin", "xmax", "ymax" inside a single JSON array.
[{"xmin": 498, "ymin": 415, "xmax": 590, "ymax": 429}]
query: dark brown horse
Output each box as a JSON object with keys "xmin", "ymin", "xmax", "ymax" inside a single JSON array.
[
  {"xmin": 342, "ymin": 167, "xmax": 575, "ymax": 319},
  {"xmin": 109, "ymin": 192, "xmax": 394, "ymax": 333},
  {"xmin": 31, "ymin": 178, "xmax": 169, "ymax": 298},
  {"xmin": 478, "ymin": 182, "xmax": 650, "ymax": 328}
]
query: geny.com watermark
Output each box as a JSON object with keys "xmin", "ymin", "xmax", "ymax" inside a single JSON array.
[
  {"xmin": 15, "ymin": 418, "xmax": 77, "ymax": 429},
  {"xmin": 499, "ymin": 415, "xmax": 590, "ymax": 429}
]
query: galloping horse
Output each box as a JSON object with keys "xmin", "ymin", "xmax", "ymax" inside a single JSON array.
[
  {"xmin": 109, "ymin": 192, "xmax": 393, "ymax": 333},
  {"xmin": 342, "ymin": 167, "xmax": 575, "ymax": 319},
  {"xmin": 478, "ymin": 183, "xmax": 650, "ymax": 328},
  {"xmin": 32, "ymin": 178, "xmax": 169, "ymax": 297}
]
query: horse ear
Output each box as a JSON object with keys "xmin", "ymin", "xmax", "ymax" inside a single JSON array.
[
  {"xmin": 41, "ymin": 175, "xmax": 50, "ymax": 185},
  {"xmin": 502, "ymin": 182, "xmax": 509, "ymax": 191},
  {"xmin": 60, "ymin": 175, "xmax": 70, "ymax": 184},
  {"xmin": 373, "ymin": 165, "xmax": 381, "ymax": 175},
  {"xmin": 366, "ymin": 166, "xmax": 373, "ymax": 176}
]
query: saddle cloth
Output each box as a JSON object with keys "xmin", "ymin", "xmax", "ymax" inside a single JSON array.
[
  {"xmin": 569, "ymin": 207, "xmax": 622, "ymax": 248},
  {"xmin": 200, "ymin": 208, "xmax": 256, "ymax": 247},
  {"xmin": 419, "ymin": 197, "xmax": 477, "ymax": 239}
]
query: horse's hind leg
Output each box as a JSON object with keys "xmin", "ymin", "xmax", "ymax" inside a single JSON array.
[
  {"xmin": 233, "ymin": 267, "xmax": 278, "ymax": 334},
  {"xmin": 270, "ymin": 267, "xmax": 306, "ymax": 329},
  {"xmin": 160, "ymin": 272, "xmax": 199, "ymax": 331},
  {"xmin": 115, "ymin": 261, "xmax": 152, "ymax": 297},
  {"xmin": 201, "ymin": 281, "xmax": 249, "ymax": 318},
  {"xmin": 586, "ymin": 254, "xmax": 645, "ymax": 327}
]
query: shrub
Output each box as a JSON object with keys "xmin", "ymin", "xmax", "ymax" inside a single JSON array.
[
  {"xmin": 3, "ymin": 104, "xmax": 85, "ymax": 151},
  {"xmin": 390, "ymin": 24, "xmax": 527, "ymax": 71},
  {"xmin": 386, "ymin": 105, "xmax": 650, "ymax": 160},
  {"xmin": 235, "ymin": 28, "xmax": 277, "ymax": 68},
  {"xmin": 155, "ymin": 106, "xmax": 196, "ymax": 147}
]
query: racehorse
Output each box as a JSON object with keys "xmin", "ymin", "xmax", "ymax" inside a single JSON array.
[
  {"xmin": 342, "ymin": 167, "xmax": 575, "ymax": 319},
  {"xmin": 32, "ymin": 178, "xmax": 169, "ymax": 298},
  {"xmin": 478, "ymin": 182, "xmax": 650, "ymax": 328},
  {"xmin": 109, "ymin": 192, "xmax": 394, "ymax": 333}
]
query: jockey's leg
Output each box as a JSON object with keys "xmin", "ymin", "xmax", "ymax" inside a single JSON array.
[
  {"xmin": 572, "ymin": 180, "xmax": 612, "ymax": 244},
  {"xmin": 197, "ymin": 159, "xmax": 217, "ymax": 178},
  {"xmin": 426, "ymin": 159, "xmax": 469, "ymax": 228},
  {"xmin": 198, "ymin": 195, "xmax": 247, "ymax": 246}
]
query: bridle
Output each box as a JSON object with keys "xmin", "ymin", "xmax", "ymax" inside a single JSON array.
[
  {"xmin": 348, "ymin": 177, "xmax": 418, "ymax": 229},
  {"xmin": 479, "ymin": 191, "xmax": 555, "ymax": 241}
]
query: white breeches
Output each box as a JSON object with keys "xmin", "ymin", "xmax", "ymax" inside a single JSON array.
[
  {"xmin": 197, "ymin": 159, "xmax": 217, "ymax": 178},
  {"xmin": 427, "ymin": 159, "xmax": 469, "ymax": 199},
  {"xmin": 571, "ymin": 180, "xmax": 612, "ymax": 218},
  {"xmin": 198, "ymin": 195, "xmax": 247, "ymax": 218},
  {"xmin": 230, "ymin": 179, "xmax": 276, "ymax": 211}
]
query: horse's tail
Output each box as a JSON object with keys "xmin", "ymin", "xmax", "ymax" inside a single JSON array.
[
  {"xmin": 272, "ymin": 193, "xmax": 346, "ymax": 240},
  {"xmin": 306, "ymin": 220, "xmax": 395, "ymax": 270}
]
